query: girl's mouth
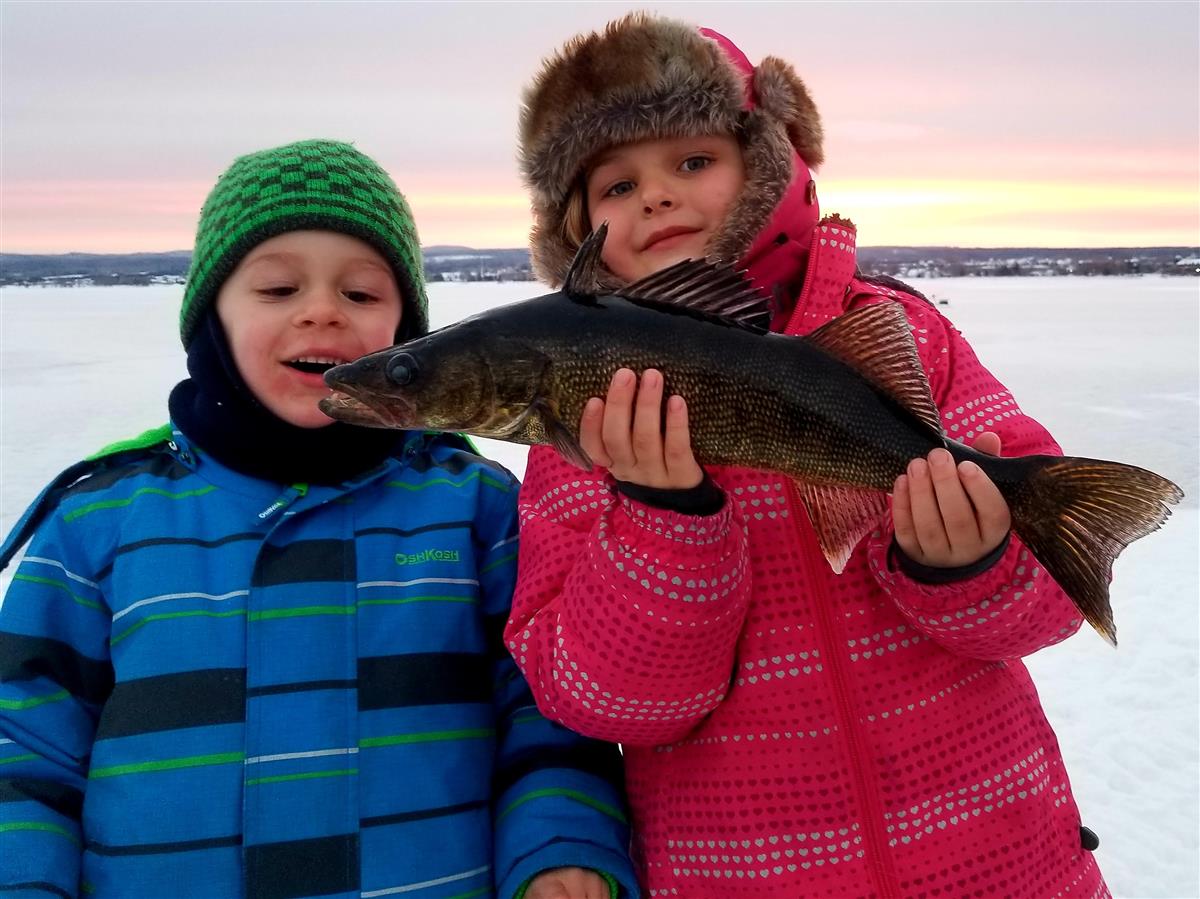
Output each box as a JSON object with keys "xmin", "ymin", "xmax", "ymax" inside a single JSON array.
[{"xmin": 642, "ymin": 226, "xmax": 702, "ymax": 252}]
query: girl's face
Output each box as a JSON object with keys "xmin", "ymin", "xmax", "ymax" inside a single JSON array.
[
  {"xmin": 216, "ymin": 230, "xmax": 403, "ymax": 428},
  {"xmin": 585, "ymin": 133, "xmax": 745, "ymax": 283}
]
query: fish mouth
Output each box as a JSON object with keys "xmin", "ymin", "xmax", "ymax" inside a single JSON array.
[
  {"xmin": 318, "ymin": 391, "xmax": 378, "ymax": 427},
  {"xmin": 319, "ymin": 363, "xmax": 417, "ymax": 430},
  {"xmin": 318, "ymin": 388, "xmax": 416, "ymax": 429}
]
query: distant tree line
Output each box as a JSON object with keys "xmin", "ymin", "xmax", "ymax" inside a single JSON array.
[{"xmin": 1, "ymin": 246, "xmax": 1196, "ymax": 287}]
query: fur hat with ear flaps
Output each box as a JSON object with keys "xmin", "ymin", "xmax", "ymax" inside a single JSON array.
[{"xmin": 519, "ymin": 12, "xmax": 824, "ymax": 289}]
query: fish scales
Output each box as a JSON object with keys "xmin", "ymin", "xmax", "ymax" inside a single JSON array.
[{"xmin": 482, "ymin": 291, "xmax": 938, "ymax": 490}]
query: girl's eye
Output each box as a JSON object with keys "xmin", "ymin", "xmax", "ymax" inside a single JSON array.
[
  {"xmin": 603, "ymin": 180, "xmax": 634, "ymax": 198},
  {"xmin": 259, "ymin": 286, "xmax": 296, "ymax": 298},
  {"xmin": 680, "ymin": 156, "xmax": 712, "ymax": 173}
]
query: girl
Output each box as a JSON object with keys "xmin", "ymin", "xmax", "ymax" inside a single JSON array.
[{"xmin": 506, "ymin": 14, "xmax": 1109, "ymax": 899}]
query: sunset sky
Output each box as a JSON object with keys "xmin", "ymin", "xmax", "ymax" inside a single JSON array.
[{"xmin": 2, "ymin": 1, "xmax": 1197, "ymax": 253}]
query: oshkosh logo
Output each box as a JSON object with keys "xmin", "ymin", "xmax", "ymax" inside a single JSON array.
[{"xmin": 395, "ymin": 548, "xmax": 461, "ymax": 566}]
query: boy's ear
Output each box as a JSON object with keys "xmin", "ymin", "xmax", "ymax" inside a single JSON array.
[{"xmin": 753, "ymin": 56, "xmax": 824, "ymax": 169}]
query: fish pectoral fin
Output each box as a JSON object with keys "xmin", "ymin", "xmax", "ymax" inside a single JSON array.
[
  {"xmin": 532, "ymin": 401, "xmax": 594, "ymax": 471},
  {"xmin": 794, "ymin": 481, "xmax": 890, "ymax": 574},
  {"xmin": 546, "ymin": 420, "xmax": 594, "ymax": 471},
  {"xmin": 805, "ymin": 302, "xmax": 942, "ymax": 436}
]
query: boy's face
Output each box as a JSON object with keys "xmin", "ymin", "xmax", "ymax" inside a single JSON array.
[
  {"xmin": 585, "ymin": 133, "xmax": 745, "ymax": 283},
  {"xmin": 216, "ymin": 230, "xmax": 403, "ymax": 429}
]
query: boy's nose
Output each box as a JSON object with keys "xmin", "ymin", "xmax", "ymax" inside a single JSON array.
[{"xmin": 294, "ymin": 289, "xmax": 347, "ymax": 327}]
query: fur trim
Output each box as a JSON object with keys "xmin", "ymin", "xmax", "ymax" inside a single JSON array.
[
  {"xmin": 520, "ymin": 13, "xmax": 824, "ymax": 288},
  {"xmin": 754, "ymin": 56, "xmax": 824, "ymax": 169},
  {"xmin": 705, "ymin": 107, "xmax": 795, "ymax": 266},
  {"xmin": 520, "ymin": 14, "xmax": 745, "ymax": 212}
]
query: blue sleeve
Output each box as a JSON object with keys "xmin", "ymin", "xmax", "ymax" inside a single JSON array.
[
  {"xmin": 1, "ymin": 504, "xmax": 113, "ymax": 897},
  {"xmin": 475, "ymin": 468, "xmax": 639, "ymax": 899}
]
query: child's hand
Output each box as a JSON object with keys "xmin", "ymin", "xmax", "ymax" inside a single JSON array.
[
  {"xmin": 580, "ymin": 368, "xmax": 703, "ymax": 489},
  {"xmin": 892, "ymin": 432, "xmax": 1011, "ymax": 568},
  {"xmin": 524, "ymin": 866, "xmax": 612, "ymax": 899}
]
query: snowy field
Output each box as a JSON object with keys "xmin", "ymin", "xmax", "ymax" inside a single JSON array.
[{"xmin": 2, "ymin": 278, "xmax": 1197, "ymax": 898}]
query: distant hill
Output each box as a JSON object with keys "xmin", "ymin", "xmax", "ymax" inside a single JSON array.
[
  {"xmin": 1, "ymin": 245, "xmax": 1196, "ymax": 286},
  {"xmin": 857, "ymin": 246, "xmax": 1196, "ymax": 264},
  {"xmin": 0, "ymin": 251, "xmax": 192, "ymax": 284},
  {"xmin": 0, "ymin": 248, "xmax": 538, "ymax": 285}
]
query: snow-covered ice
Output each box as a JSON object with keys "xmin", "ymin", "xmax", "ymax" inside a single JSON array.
[{"xmin": 2, "ymin": 277, "xmax": 1197, "ymax": 898}]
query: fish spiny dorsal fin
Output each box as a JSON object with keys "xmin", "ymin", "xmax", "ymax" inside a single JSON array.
[
  {"xmin": 794, "ymin": 480, "xmax": 891, "ymax": 573},
  {"xmin": 618, "ymin": 258, "xmax": 773, "ymax": 331},
  {"xmin": 806, "ymin": 302, "xmax": 943, "ymax": 436},
  {"xmin": 563, "ymin": 223, "xmax": 608, "ymax": 301}
]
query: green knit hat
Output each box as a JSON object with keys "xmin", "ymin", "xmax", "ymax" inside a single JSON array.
[{"xmin": 180, "ymin": 139, "xmax": 428, "ymax": 348}]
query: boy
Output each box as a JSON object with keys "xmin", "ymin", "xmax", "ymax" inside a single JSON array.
[{"xmin": 0, "ymin": 140, "xmax": 635, "ymax": 899}]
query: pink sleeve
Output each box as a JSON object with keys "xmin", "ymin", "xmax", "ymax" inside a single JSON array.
[
  {"xmin": 860, "ymin": 293, "xmax": 1085, "ymax": 659},
  {"xmin": 505, "ymin": 446, "xmax": 751, "ymax": 746}
]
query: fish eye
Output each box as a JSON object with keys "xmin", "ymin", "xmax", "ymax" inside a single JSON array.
[{"xmin": 387, "ymin": 353, "xmax": 419, "ymax": 387}]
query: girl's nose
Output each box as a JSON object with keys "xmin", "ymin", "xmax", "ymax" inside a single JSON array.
[{"xmin": 639, "ymin": 180, "xmax": 675, "ymax": 214}]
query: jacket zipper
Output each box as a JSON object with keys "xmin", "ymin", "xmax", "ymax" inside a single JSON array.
[
  {"xmin": 257, "ymin": 483, "xmax": 309, "ymax": 520},
  {"xmin": 789, "ymin": 485, "xmax": 901, "ymax": 899}
]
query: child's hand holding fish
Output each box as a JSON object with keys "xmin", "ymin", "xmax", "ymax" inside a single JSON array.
[
  {"xmin": 580, "ymin": 366, "xmax": 704, "ymax": 490},
  {"xmin": 894, "ymin": 431, "xmax": 1014, "ymax": 568}
]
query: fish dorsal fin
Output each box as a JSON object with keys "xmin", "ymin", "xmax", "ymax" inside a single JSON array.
[
  {"xmin": 794, "ymin": 480, "xmax": 890, "ymax": 573},
  {"xmin": 563, "ymin": 223, "xmax": 608, "ymax": 301},
  {"xmin": 806, "ymin": 302, "xmax": 942, "ymax": 435},
  {"xmin": 563, "ymin": 223, "xmax": 772, "ymax": 329},
  {"xmin": 620, "ymin": 257, "xmax": 773, "ymax": 331}
]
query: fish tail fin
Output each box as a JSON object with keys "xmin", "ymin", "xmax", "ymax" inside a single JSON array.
[{"xmin": 1003, "ymin": 455, "xmax": 1183, "ymax": 646}]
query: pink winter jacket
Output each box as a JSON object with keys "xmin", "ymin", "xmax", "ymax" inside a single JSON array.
[{"xmin": 505, "ymin": 217, "xmax": 1109, "ymax": 898}]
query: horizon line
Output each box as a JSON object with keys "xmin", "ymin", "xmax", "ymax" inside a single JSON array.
[{"xmin": 4, "ymin": 244, "xmax": 1198, "ymax": 257}]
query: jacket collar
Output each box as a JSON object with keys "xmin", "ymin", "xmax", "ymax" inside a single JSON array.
[
  {"xmin": 741, "ymin": 207, "xmax": 860, "ymax": 336},
  {"xmin": 167, "ymin": 425, "xmax": 429, "ymax": 513}
]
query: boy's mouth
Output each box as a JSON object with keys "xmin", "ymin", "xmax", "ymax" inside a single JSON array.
[{"xmin": 285, "ymin": 355, "xmax": 350, "ymax": 375}]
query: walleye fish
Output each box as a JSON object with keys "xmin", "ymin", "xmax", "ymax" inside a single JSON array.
[{"xmin": 321, "ymin": 225, "xmax": 1182, "ymax": 645}]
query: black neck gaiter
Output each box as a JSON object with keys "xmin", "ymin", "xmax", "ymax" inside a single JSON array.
[{"xmin": 168, "ymin": 312, "xmax": 404, "ymax": 485}]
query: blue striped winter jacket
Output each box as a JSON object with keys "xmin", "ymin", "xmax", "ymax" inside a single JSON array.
[{"xmin": 0, "ymin": 427, "xmax": 636, "ymax": 899}]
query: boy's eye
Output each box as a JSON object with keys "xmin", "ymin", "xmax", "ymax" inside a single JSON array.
[
  {"xmin": 259, "ymin": 286, "xmax": 296, "ymax": 298},
  {"xmin": 344, "ymin": 290, "xmax": 378, "ymax": 304},
  {"xmin": 680, "ymin": 155, "xmax": 712, "ymax": 173},
  {"xmin": 603, "ymin": 180, "xmax": 634, "ymax": 198}
]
